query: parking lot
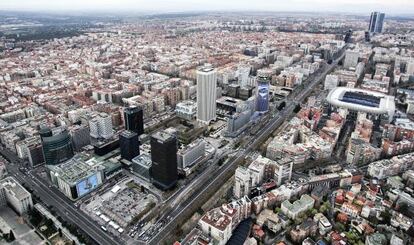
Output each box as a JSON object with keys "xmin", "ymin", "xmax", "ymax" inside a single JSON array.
[{"xmin": 82, "ymin": 178, "xmax": 157, "ymax": 237}]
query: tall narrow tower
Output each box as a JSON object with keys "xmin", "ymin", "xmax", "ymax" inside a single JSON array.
[
  {"xmin": 369, "ymin": 12, "xmax": 385, "ymax": 33},
  {"xmin": 197, "ymin": 64, "xmax": 217, "ymax": 124}
]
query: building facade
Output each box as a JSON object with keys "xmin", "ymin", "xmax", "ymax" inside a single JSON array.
[
  {"xmin": 197, "ymin": 64, "xmax": 217, "ymax": 124},
  {"xmin": 40, "ymin": 127, "xmax": 74, "ymax": 166},
  {"xmin": 124, "ymin": 106, "xmax": 144, "ymax": 136},
  {"xmin": 369, "ymin": 12, "xmax": 385, "ymax": 33},
  {"xmin": 150, "ymin": 130, "xmax": 178, "ymax": 190},
  {"xmin": 119, "ymin": 130, "xmax": 140, "ymax": 161}
]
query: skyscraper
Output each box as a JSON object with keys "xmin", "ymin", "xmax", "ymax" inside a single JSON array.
[
  {"xmin": 119, "ymin": 130, "xmax": 140, "ymax": 161},
  {"xmin": 124, "ymin": 107, "xmax": 144, "ymax": 136},
  {"xmin": 197, "ymin": 64, "xmax": 217, "ymax": 124},
  {"xmin": 150, "ymin": 130, "xmax": 178, "ymax": 190},
  {"xmin": 40, "ymin": 127, "xmax": 74, "ymax": 166},
  {"xmin": 256, "ymin": 75, "xmax": 270, "ymax": 113},
  {"xmin": 369, "ymin": 12, "xmax": 385, "ymax": 33}
]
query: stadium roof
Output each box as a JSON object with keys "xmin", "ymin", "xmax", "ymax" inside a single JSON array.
[{"xmin": 326, "ymin": 87, "xmax": 395, "ymax": 120}]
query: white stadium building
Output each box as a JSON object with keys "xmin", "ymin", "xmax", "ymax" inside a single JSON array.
[{"xmin": 326, "ymin": 87, "xmax": 395, "ymax": 122}]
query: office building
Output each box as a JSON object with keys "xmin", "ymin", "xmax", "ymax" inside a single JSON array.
[
  {"xmin": 256, "ymin": 75, "xmax": 270, "ymax": 113},
  {"xmin": 48, "ymin": 156, "xmax": 104, "ymax": 200},
  {"xmin": 27, "ymin": 141, "xmax": 45, "ymax": 167},
  {"xmin": 369, "ymin": 12, "xmax": 385, "ymax": 33},
  {"xmin": 175, "ymin": 100, "xmax": 197, "ymax": 121},
  {"xmin": 197, "ymin": 64, "xmax": 217, "ymax": 124},
  {"xmin": 40, "ymin": 127, "xmax": 74, "ymax": 166},
  {"xmin": 89, "ymin": 113, "xmax": 113, "ymax": 139},
  {"xmin": 344, "ymin": 50, "xmax": 360, "ymax": 69},
  {"xmin": 132, "ymin": 154, "xmax": 152, "ymax": 182},
  {"xmin": 119, "ymin": 130, "xmax": 140, "ymax": 161},
  {"xmin": 124, "ymin": 107, "xmax": 144, "ymax": 135},
  {"xmin": 70, "ymin": 124, "xmax": 90, "ymax": 152},
  {"xmin": 150, "ymin": 130, "xmax": 178, "ymax": 190},
  {"xmin": 0, "ymin": 177, "xmax": 33, "ymax": 215},
  {"xmin": 177, "ymin": 139, "xmax": 205, "ymax": 170}
]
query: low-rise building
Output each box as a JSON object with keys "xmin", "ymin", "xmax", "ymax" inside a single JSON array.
[
  {"xmin": 281, "ymin": 194, "xmax": 315, "ymax": 219},
  {"xmin": 47, "ymin": 155, "xmax": 104, "ymax": 200}
]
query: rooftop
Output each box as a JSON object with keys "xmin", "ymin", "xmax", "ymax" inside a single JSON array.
[
  {"xmin": 47, "ymin": 155, "xmax": 101, "ymax": 185},
  {"xmin": 0, "ymin": 177, "xmax": 31, "ymax": 200},
  {"xmin": 326, "ymin": 87, "xmax": 395, "ymax": 119}
]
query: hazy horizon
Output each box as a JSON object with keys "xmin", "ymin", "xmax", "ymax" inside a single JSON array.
[{"xmin": 0, "ymin": 0, "xmax": 413, "ymax": 15}]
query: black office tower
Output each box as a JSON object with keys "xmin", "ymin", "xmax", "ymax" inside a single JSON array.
[
  {"xmin": 119, "ymin": 130, "xmax": 140, "ymax": 161},
  {"xmin": 124, "ymin": 107, "xmax": 144, "ymax": 136},
  {"xmin": 150, "ymin": 131, "xmax": 178, "ymax": 190},
  {"xmin": 40, "ymin": 127, "xmax": 74, "ymax": 165}
]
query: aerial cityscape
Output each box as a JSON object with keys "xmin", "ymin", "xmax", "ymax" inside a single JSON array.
[{"xmin": 0, "ymin": 1, "xmax": 414, "ymax": 245}]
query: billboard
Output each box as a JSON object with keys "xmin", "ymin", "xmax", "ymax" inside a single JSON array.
[
  {"xmin": 256, "ymin": 81, "xmax": 269, "ymax": 113},
  {"xmin": 76, "ymin": 174, "xmax": 99, "ymax": 197}
]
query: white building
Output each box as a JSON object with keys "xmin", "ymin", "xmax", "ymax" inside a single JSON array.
[
  {"xmin": 281, "ymin": 194, "xmax": 315, "ymax": 219},
  {"xmin": 197, "ymin": 64, "xmax": 217, "ymax": 124},
  {"xmin": 274, "ymin": 158, "xmax": 293, "ymax": 186},
  {"xmin": 234, "ymin": 166, "xmax": 251, "ymax": 199},
  {"xmin": 326, "ymin": 87, "xmax": 396, "ymax": 122},
  {"xmin": 177, "ymin": 139, "xmax": 205, "ymax": 170},
  {"xmin": 344, "ymin": 50, "xmax": 360, "ymax": 69},
  {"xmin": 237, "ymin": 65, "xmax": 251, "ymax": 87},
  {"xmin": 175, "ymin": 100, "xmax": 197, "ymax": 121},
  {"xmin": 198, "ymin": 208, "xmax": 232, "ymax": 245},
  {"xmin": 0, "ymin": 177, "xmax": 33, "ymax": 215},
  {"xmin": 89, "ymin": 113, "xmax": 113, "ymax": 139},
  {"xmin": 324, "ymin": 74, "xmax": 339, "ymax": 90},
  {"xmin": 407, "ymin": 61, "xmax": 414, "ymax": 75}
]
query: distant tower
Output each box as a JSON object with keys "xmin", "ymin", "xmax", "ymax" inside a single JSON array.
[
  {"xmin": 256, "ymin": 75, "xmax": 270, "ymax": 113},
  {"xmin": 369, "ymin": 12, "xmax": 385, "ymax": 33},
  {"xmin": 124, "ymin": 107, "xmax": 144, "ymax": 136},
  {"xmin": 150, "ymin": 130, "xmax": 178, "ymax": 190},
  {"xmin": 197, "ymin": 64, "xmax": 217, "ymax": 124},
  {"xmin": 40, "ymin": 127, "xmax": 74, "ymax": 165},
  {"xmin": 119, "ymin": 130, "xmax": 140, "ymax": 161}
]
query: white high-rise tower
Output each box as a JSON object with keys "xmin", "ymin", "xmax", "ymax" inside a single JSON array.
[{"xmin": 197, "ymin": 64, "xmax": 217, "ymax": 124}]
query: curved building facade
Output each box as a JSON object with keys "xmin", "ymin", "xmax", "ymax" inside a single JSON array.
[
  {"xmin": 41, "ymin": 128, "xmax": 74, "ymax": 165},
  {"xmin": 326, "ymin": 87, "xmax": 395, "ymax": 122},
  {"xmin": 256, "ymin": 76, "xmax": 270, "ymax": 113}
]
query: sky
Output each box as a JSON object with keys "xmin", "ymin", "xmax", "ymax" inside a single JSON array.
[{"xmin": 0, "ymin": 0, "xmax": 413, "ymax": 15}]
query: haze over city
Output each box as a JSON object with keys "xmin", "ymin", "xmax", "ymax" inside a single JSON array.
[
  {"xmin": 0, "ymin": 0, "xmax": 413, "ymax": 14},
  {"xmin": 0, "ymin": 1, "xmax": 414, "ymax": 245}
]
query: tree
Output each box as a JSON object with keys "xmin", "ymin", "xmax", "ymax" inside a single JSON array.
[
  {"xmin": 398, "ymin": 202, "xmax": 409, "ymax": 215},
  {"xmin": 274, "ymin": 207, "xmax": 282, "ymax": 214},
  {"xmin": 58, "ymin": 228, "xmax": 63, "ymax": 237},
  {"xmin": 335, "ymin": 222, "xmax": 346, "ymax": 232},
  {"xmin": 380, "ymin": 210, "xmax": 392, "ymax": 225}
]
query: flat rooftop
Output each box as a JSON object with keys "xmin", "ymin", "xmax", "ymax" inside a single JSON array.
[
  {"xmin": 151, "ymin": 130, "xmax": 175, "ymax": 142},
  {"xmin": 0, "ymin": 177, "xmax": 31, "ymax": 200},
  {"xmin": 48, "ymin": 155, "xmax": 99, "ymax": 185}
]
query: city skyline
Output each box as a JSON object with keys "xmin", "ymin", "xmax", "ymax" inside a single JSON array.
[
  {"xmin": 0, "ymin": 4, "xmax": 413, "ymax": 245},
  {"xmin": 0, "ymin": 0, "xmax": 413, "ymax": 15}
]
